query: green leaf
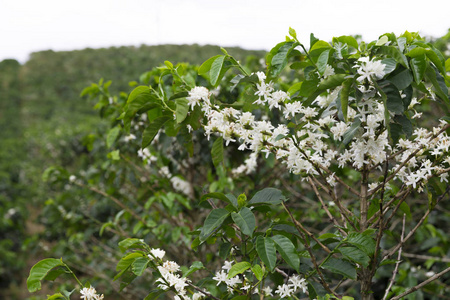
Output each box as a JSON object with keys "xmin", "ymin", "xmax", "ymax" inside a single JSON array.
[
  {"xmin": 118, "ymin": 238, "xmax": 146, "ymax": 253},
  {"xmin": 445, "ymin": 58, "xmax": 450, "ymax": 72},
  {"xmin": 381, "ymin": 58, "xmax": 397, "ymax": 75},
  {"xmin": 287, "ymin": 82, "xmax": 302, "ymax": 95},
  {"xmin": 142, "ymin": 116, "xmax": 170, "ymax": 148},
  {"xmin": 270, "ymin": 41, "xmax": 296, "ymax": 76},
  {"xmin": 210, "ymin": 55, "xmax": 225, "ymax": 86},
  {"xmin": 410, "ymin": 54, "xmax": 427, "ymax": 84},
  {"xmin": 338, "ymin": 247, "xmax": 370, "ymax": 267},
  {"xmin": 251, "ymin": 264, "xmax": 264, "ymax": 281},
  {"xmin": 342, "ymin": 118, "xmax": 361, "ymax": 145},
  {"xmin": 272, "ymin": 235, "xmax": 300, "ymax": 272},
  {"xmin": 175, "ymin": 98, "xmax": 189, "ymax": 123},
  {"xmin": 201, "ymin": 192, "xmax": 238, "ymax": 209},
  {"xmin": 144, "ymin": 289, "xmax": 165, "ymax": 300},
  {"xmin": 378, "ymin": 46, "xmax": 408, "ymax": 68},
  {"xmin": 231, "ymin": 207, "xmax": 256, "ymax": 237},
  {"xmin": 184, "ymin": 261, "xmax": 205, "ymax": 277},
  {"xmin": 318, "ymin": 74, "xmax": 347, "ymax": 90},
  {"xmin": 123, "ymin": 86, "xmax": 160, "ymax": 132},
  {"xmin": 227, "ymin": 261, "xmax": 251, "ymax": 278},
  {"xmin": 299, "ymin": 79, "xmax": 319, "ymax": 97},
  {"xmin": 425, "ymin": 65, "xmax": 449, "ymax": 104},
  {"xmin": 388, "ymin": 69, "xmax": 413, "ymax": 90},
  {"xmin": 27, "ymin": 258, "xmax": 64, "ymax": 292},
  {"xmin": 340, "ymin": 78, "xmax": 352, "ymax": 122},
  {"xmin": 211, "ymin": 136, "xmax": 224, "ymax": 168},
  {"xmin": 317, "ymin": 49, "xmax": 330, "ymax": 75},
  {"xmin": 336, "ymin": 35, "xmax": 359, "ymax": 50},
  {"xmin": 376, "ymin": 35, "xmax": 389, "ymax": 46},
  {"xmin": 289, "ymin": 27, "xmax": 297, "ymax": 39},
  {"xmin": 107, "ymin": 150, "xmax": 120, "ymax": 161},
  {"xmin": 347, "ymin": 232, "xmax": 376, "ymax": 256},
  {"xmin": 115, "ymin": 252, "xmax": 143, "ymax": 280},
  {"xmin": 426, "ymin": 48, "xmax": 446, "ymax": 74},
  {"xmin": 198, "ymin": 55, "xmax": 222, "ymax": 75},
  {"xmin": 256, "ymin": 236, "xmax": 277, "ymax": 271},
  {"xmin": 200, "ymin": 208, "xmax": 230, "ymax": 241},
  {"xmin": 249, "ymin": 188, "xmax": 284, "ymax": 205},
  {"xmin": 106, "ymin": 126, "xmax": 121, "ymax": 148},
  {"xmin": 378, "ymin": 80, "xmax": 404, "ymax": 114},
  {"xmin": 47, "ymin": 293, "xmax": 66, "ymax": 300},
  {"xmin": 131, "ymin": 257, "xmax": 149, "ymax": 276},
  {"xmin": 322, "ymin": 258, "xmax": 357, "ymax": 280}
]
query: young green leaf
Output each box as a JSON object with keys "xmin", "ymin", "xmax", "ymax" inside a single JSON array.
[
  {"xmin": 210, "ymin": 55, "xmax": 225, "ymax": 86},
  {"xmin": 131, "ymin": 257, "xmax": 149, "ymax": 276},
  {"xmin": 27, "ymin": 258, "xmax": 65, "ymax": 292},
  {"xmin": 251, "ymin": 264, "xmax": 264, "ymax": 281},
  {"xmin": 198, "ymin": 55, "xmax": 222, "ymax": 75},
  {"xmin": 106, "ymin": 126, "xmax": 121, "ymax": 148},
  {"xmin": 175, "ymin": 98, "xmax": 189, "ymax": 123},
  {"xmin": 211, "ymin": 136, "xmax": 224, "ymax": 168},
  {"xmin": 227, "ymin": 261, "xmax": 251, "ymax": 278}
]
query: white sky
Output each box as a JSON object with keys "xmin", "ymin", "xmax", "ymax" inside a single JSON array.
[{"xmin": 1, "ymin": 0, "xmax": 449, "ymax": 63}]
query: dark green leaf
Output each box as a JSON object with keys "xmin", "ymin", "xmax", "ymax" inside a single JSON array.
[
  {"xmin": 142, "ymin": 116, "xmax": 170, "ymax": 148},
  {"xmin": 388, "ymin": 69, "xmax": 413, "ymax": 90},
  {"xmin": 270, "ymin": 42, "xmax": 296, "ymax": 76},
  {"xmin": 201, "ymin": 192, "xmax": 237, "ymax": 209},
  {"xmin": 317, "ymin": 49, "xmax": 330, "ymax": 75},
  {"xmin": 123, "ymin": 86, "xmax": 160, "ymax": 132},
  {"xmin": 231, "ymin": 207, "xmax": 256, "ymax": 237},
  {"xmin": 200, "ymin": 208, "xmax": 230, "ymax": 241},
  {"xmin": 27, "ymin": 258, "xmax": 64, "ymax": 292},
  {"xmin": 249, "ymin": 188, "xmax": 284, "ymax": 205},
  {"xmin": 394, "ymin": 114, "xmax": 413, "ymax": 137},
  {"xmin": 299, "ymin": 79, "xmax": 319, "ymax": 97},
  {"xmin": 378, "ymin": 46, "xmax": 408, "ymax": 68},
  {"xmin": 227, "ymin": 261, "xmax": 251, "ymax": 278},
  {"xmin": 410, "ymin": 54, "xmax": 427, "ymax": 84},
  {"xmin": 211, "ymin": 136, "xmax": 224, "ymax": 168},
  {"xmin": 338, "ymin": 247, "xmax": 370, "ymax": 267},
  {"xmin": 340, "ymin": 78, "xmax": 352, "ymax": 122},
  {"xmin": 379, "ymin": 80, "xmax": 404, "ymax": 114},
  {"xmin": 347, "ymin": 232, "xmax": 376, "ymax": 256},
  {"xmin": 425, "ymin": 65, "xmax": 449, "ymax": 104},
  {"xmin": 118, "ymin": 238, "xmax": 146, "ymax": 253},
  {"xmin": 272, "ymin": 235, "xmax": 300, "ymax": 272},
  {"xmin": 322, "ymin": 258, "xmax": 357, "ymax": 280},
  {"xmin": 256, "ymin": 236, "xmax": 277, "ymax": 271}
]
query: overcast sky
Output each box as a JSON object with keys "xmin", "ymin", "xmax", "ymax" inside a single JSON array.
[{"xmin": 1, "ymin": 0, "xmax": 449, "ymax": 63}]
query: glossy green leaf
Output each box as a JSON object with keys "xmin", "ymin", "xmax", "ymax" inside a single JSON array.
[
  {"xmin": 118, "ymin": 238, "xmax": 146, "ymax": 253},
  {"xmin": 231, "ymin": 207, "xmax": 256, "ymax": 237},
  {"xmin": 184, "ymin": 261, "xmax": 205, "ymax": 277},
  {"xmin": 142, "ymin": 116, "xmax": 170, "ymax": 148},
  {"xmin": 256, "ymin": 236, "xmax": 277, "ymax": 271},
  {"xmin": 425, "ymin": 65, "xmax": 449, "ymax": 104},
  {"xmin": 410, "ymin": 54, "xmax": 427, "ymax": 84},
  {"xmin": 200, "ymin": 208, "xmax": 230, "ymax": 241},
  {"xmin": 336, "ymin": 35, "xmax": 359, "ymax": 50},
  {"xmin": 322, "ymin": 258, "xmax": 357, "ymax": 280},
  {"xmin": 381, "ymin": 58, "xmax": 397, "ymax": 75},
  {"xmin": 249, "ymin": 188, "xmax": 284, "ymax": 205},
  {"xmin": 227, "ymin": 261, "xmax": 251, "ymax": 278},
  {"xmin": 317, "ymin": 49, "xmax": 330, "ymax": 75},
  {"xmin": 338, "ymin": 247, "xmax": 370, "ymax": 267},
  {"xmin": 287, "ymin": 82, "xmax": 302, "ymax": 95},
  {"xmin": 210, "ymin": 55, "xmax": 225, "ymax": 86},
  {"xmin": 131, "ymin": 257, "xmax": 149, "ymax": 276},
  {"xmin": 123, "ymin": 86, "xmax": 160, "ymax": 132},
  {"xmin": 270, "ymin": 41, "xmax": 296, "ymax": 76},
  {"xmin": 198, "ymin": 55, "xmax": 222, "ymax": 75},
  {"xmin": 379, "ymin": 80, "xmax": 404, "ymax": 114},
  {"xmin": 211, "ymin": 136, "xmax": 224, "ymax": 168},
  {"xmin": 426, "ymin": 49, "xmax": 446, "ymax": 74},
  {"xmin": 378, "ymin": 46, "xmax": 408, "ymax": 68},
  {"xmin": 175, "ymin": 98, "xmax": 189, "ymax": 123},
  {"xmin": 272, "ymin": 235, "xmax": 300, "ymax": 272},
  {"xmin": 299, "ymin": 79, "xmax": 319, "ymax": 97},
  {"xmin": 47, "ymin": 293, "xmax": 66, "ymax": 300},
  {"xmin": 318, "ymin": 74, "xmax": 347, "ymax": 90},
  {"xmin": 251, "ymin": 264, "xmax": 264, "ymax": 281},
  {"xmin": 27, "ymin": 258, "xmax": 64, "ymax": 292}
]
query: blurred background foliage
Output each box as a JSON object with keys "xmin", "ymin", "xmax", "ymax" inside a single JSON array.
[{"xmin": 1, "ymin": 30, "xmax": 450, "ymax": 299}]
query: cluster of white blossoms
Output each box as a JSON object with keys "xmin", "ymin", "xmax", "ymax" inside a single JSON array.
[
  {"xmin": 185, "ymin": 60, "xmax": 450, "ymax": 192},
  {"xmin": 148, "ymin": 248, "xmax": 204, "ymax": 300},
  {"xmin": 211, "ymin": 260, "xmax": 308, "ymax": 298},
  {"xmin": 80, "ymin": 286, "xmax": 104, "ymax": 300},
  {"xmin": 138, "ymin": 147, "xmax": 157, "ymax": 165},
  {"xmin": 159, "ymin": 166, "xmax": 193, "ymax": 196}
]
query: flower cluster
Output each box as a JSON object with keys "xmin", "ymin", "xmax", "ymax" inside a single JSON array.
[{"xmin": 80, "ymin": 286, "xmax": 104, "ymax": 300}]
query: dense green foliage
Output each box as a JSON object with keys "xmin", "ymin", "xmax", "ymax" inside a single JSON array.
[{"xmin": 0, "ymin": 44, "xmax": 264, "ymax": 299}]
